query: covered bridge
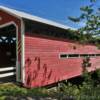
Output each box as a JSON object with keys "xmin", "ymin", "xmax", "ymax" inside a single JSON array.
[{"xmin": 0, "ymin": 6, "xmax": 100, "ymax": 88}]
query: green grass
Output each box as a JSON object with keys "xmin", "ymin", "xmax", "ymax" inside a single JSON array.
[{"xmin": 0, "ymin": 83, "xmax": 50, "ymax": 100}]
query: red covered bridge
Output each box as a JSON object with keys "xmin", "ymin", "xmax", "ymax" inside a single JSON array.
[{"xmin": 0, "ymin": 6, "xmax": 100, "ymax": 88}]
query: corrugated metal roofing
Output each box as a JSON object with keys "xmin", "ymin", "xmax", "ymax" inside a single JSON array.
[{"xmin": 0, "ymin": 6, "xmax": 75, "ymax": 30}]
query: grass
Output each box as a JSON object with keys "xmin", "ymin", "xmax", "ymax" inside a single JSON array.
[{"xmin": 0, "ymin": 83, "xmax": 50, "ymax": 100}]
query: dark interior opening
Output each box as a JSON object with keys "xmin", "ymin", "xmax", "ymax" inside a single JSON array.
[{"xmin": 0, "ymin": 24, "xmax": 16, "ymax": 82}]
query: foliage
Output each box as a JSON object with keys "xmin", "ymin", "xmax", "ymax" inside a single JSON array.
[
  {"xmin": 53, "ymin": 69, "xmax": 100, "ymax": 100},
  {"xmin": 69, "ymin": 0, "xmax": 100, "ymax": 43}
]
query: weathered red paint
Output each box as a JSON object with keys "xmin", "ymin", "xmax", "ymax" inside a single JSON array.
[{"xmin": 24, "ymin": 34, "xmax": 100, "ymax": 87}]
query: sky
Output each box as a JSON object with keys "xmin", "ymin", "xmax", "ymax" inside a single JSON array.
[{"xmin": 0, "ymin": 0, "xmax": 100, "ymax": 29}]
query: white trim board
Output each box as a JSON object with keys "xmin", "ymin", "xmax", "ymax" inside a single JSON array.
[
  {"xmin": 0, "ymin": 72, "xmax": 16, "ymax": 78},
  {"xmin": 21, "ymin": 19, "xmax": 25, "ymax": 83},
  {"xmin": 0, "ymin": 21, "xmax": 16, "ymax": 28},
  {"xmin": 0, "ymin": 67, "xmax": 15, "ymax": 72}
]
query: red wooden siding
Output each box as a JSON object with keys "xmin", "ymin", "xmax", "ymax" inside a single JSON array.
[{"xmin": 25, "ymin": 34, "xmax": 100, "ymax": 87}]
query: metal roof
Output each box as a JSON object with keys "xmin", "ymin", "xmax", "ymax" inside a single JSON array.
[{"xmin": 0, "ymin": 6, "xmax": 75, "ymax": 30}]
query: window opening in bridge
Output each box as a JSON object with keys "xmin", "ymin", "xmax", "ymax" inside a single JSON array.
[
  {"xmin": 60, "ymin": 54, "xmax": 68, "ymax": 58},
  {"xmin": 68, "ymin": 54, "xmax": 79, "ymax": 58},
  {"xmin": 60, "ymin": 53, "xmax": 100, "ymax": 59}
]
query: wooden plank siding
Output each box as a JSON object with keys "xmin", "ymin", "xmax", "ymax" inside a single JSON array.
[{"xmin": 24, "ymin": 34, "xmax": 100, "ymax": 87}]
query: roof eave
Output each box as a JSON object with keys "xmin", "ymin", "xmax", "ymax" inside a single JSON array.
[{"xmin": 0, "ymin": 6, "xmax": 76, "ymax": 30}]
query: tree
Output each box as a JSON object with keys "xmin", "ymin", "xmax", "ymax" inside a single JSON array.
[{"xmin": 68, "ymin": 0, "xmax": 100, "ymax": 43}]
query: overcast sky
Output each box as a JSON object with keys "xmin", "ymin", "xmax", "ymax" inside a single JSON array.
[{"xmin": 0, "ymin": 0, "xmax": 100, "ymax": 29}]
